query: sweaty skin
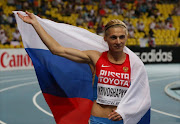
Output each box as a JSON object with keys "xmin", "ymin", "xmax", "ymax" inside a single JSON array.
[{"xmin": 17, "ymin": 11, "xmax": 128, "ymax": 121}]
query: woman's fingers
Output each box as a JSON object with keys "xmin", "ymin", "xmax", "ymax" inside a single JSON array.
[
  {"xmin": 111, "ymin": 115, "xmax": 122, "ymax": 121},
  {"xmin": 25, "ymin": 11, "xmax": 30, "ymax": 15},
  {"xmin": 17, "ymin": 12, "xmax": 30, "ymax": 23},
  {"xmin": 108, "ymin": 112, "xmax": 119, "ymax": 119},
  {"xmin": 108, "ymin": 109, "xmax": 122, "ymax": 121},
  {"xmin": 17, "ymin": 12, "xmax": 24, "ymax": 20},
  {"xmin": 17, "ymin": 11, "xmax": 37, "ymax": 24},
  {"xmin": 25, "ymin": 11, "xmax": 34, "ymax": 19}
]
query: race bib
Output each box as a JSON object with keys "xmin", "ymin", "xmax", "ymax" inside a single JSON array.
[{"xmin": 96, "ymin": 83, "xmax": 128, "ymax": 106}]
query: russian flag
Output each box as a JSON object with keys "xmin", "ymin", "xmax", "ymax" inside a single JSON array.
[
  {"xmin": 28, "ymin": 48, "xmax": 93, "ymax": 124},
  {"xmin": 14, "ymin": 11, "xmax": 151, "ymax": 124},
  {"xmin": 13, "ymin": 11, "xmax": 108, "ymax": 124}
]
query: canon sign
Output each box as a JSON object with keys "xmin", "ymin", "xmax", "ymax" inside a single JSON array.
[
  {"xmin": 135, "ymin": 49, "xmax": 173, "ymax": 63},
  {"xmin": 0, "ymin": 49, "xmax": 33, "ymax": 71}
]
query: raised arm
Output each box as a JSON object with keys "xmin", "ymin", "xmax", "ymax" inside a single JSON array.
[{"xmin": 17, "ymin": 11, "xmax": 99, "ymax": 64}]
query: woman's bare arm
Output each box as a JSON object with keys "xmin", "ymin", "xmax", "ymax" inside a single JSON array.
[{"xmin": 17, "ymin": 11, "xmax": 98, "ymax": 64}]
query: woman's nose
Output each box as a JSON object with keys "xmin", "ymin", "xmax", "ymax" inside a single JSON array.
[{"xmin": 116, "ymin": 38, "xmax": 121, "ymax": 44}]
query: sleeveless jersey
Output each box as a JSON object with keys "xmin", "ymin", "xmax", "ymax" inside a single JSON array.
[{"xmin": 95, "ymin": 51, "xmax": 131, "ymax": 106}]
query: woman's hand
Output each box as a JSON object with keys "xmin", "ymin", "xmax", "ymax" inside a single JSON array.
[
  {"xmin": 108, "ymin": 109, "xmax": 123, "ymax": 121},
  {"xmin": 17, "ymin": 11, "xmax": 38, "ymax": 25}
]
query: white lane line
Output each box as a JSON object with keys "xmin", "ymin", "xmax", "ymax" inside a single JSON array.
[
  {"xmin": 149, "ymin": 75, "xmax": 180, "ymax": 83},
  {"xmin": 151, "ymin": 108, "xmax": 180, "ymax": 119},
  {"xmin": 149, "ymin": 76, "xmax": 180, "ymax": 118},
  {"xmin": 0, "ymin": 81, "xmax": 37, "ymax": 92},
  {"xmin": 148, "ymin": 73, "xmax": 180, "ymax": 78},
  {"xmin": 0, "ymin": 120, "xmax": 6, "ymax": 124},
  {"xmin": 0, "ymin": 81, "xmax": 37, "ymax": 124},
  {"xmin": 33, "ymin": 76, "xmax": 180, "ymax": 119},
  {"xmin": 0, "ymin": 74, "xmax": 35, "ymax": 80},
  {"xmin": 164, "ymin": 80, "xmax": 180, "ymax": 101},
  {"xmin": 32, "ymin": 91, "xmax": 53, "ymax": 117},
  {"xmin": 0, "ymin": 77, "xmax": 36, "ymax": 84}
]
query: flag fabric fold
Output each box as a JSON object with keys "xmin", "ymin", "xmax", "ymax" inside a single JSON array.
[{"xmin": 14, "ymin": 11, "xmax": 151, "ymax": 124}]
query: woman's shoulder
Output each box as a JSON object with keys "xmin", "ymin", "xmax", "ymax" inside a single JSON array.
[{"xmin": 84, "ymin": 50, "xmax": 103, "ymax": 65}]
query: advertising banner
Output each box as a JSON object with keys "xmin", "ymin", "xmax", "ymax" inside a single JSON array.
[
  {"xmin": 130, "ymin": 47, "xmax": 180, "ymax": 64},
  {"xmin": 0, "ymin": 49, "xmax": 34, "ymax": 71},
  {"xmin": 0, "ymin": 47, "xmax": 179, "ymax": 71}
]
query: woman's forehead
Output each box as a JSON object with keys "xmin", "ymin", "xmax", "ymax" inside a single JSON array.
[{"xmin": 107, "ymin": 27, "xmax": 126, "ymax": 35}]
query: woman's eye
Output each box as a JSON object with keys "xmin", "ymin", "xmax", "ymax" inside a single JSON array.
[
  {"xmin": 119, "ymin": 35, "xmax": 125, "ymax": 39},
  {"xmin": 110, "ymin": 36, "xmax": 117, "ymax": 39}
]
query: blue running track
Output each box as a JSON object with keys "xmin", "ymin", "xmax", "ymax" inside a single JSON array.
[{"xmin": 0, "ymin": 64, "xmax": 180, "ymax": 124}]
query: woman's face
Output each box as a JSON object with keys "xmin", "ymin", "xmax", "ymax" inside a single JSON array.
[{"xmin": 104, "ymin": 27, "xmax": 127, "ymax": 53}]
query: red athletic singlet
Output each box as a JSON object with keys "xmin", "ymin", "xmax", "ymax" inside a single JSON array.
[{"xmin": 95, "ymin": 51, "xmax": 131, "ymax": 106}]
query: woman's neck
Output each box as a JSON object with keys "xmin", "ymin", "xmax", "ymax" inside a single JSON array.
[{"xmin": 107, "ymin": 51, "xmax": 126, "ymax": 64}]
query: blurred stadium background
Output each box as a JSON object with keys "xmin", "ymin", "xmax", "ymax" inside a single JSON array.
[
  {"xmin": 0, "ymin": 0, "xmax": 180, "ymax": 48},
  {"xmin": 0, "ymin": 0, "xmax": 180, "ymax": 124}
]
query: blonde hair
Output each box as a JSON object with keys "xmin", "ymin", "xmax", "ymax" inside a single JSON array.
[{"xmin": 104, "ymin": 19, "xmax": 128, "ymax": 35}]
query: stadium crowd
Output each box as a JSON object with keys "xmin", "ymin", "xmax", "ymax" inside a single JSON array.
[{"xmin": 0, "ymin": 0, "xmax": 180, "ymax": 48}]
